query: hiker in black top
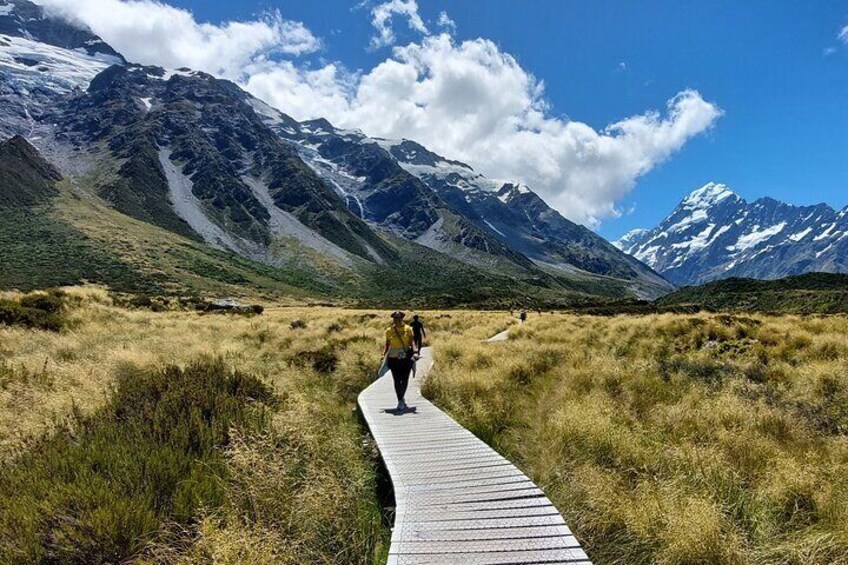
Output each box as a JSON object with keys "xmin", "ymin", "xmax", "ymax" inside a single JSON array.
[{"xmin": 410, "ymin": 315, "xmax": 426, "ymax": 351}]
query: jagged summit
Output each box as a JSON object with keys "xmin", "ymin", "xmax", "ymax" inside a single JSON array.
[
  {"xmin": 681, "ymin": 182, "xmax": 739, "ymax": 209},
  {"xmin": 616, "ymin": 182, "xmax": 848, "ymax": 285}
]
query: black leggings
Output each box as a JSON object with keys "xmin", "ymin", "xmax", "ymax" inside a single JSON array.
[{"xmin": 387, "ymin": 357, "xmax": 413, "ymax": 402}]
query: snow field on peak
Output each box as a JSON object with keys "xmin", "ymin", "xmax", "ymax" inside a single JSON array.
[
  {"xmin": 682, "ymin": 182, "xmax": 736, "ymax": 209},
  {"xmin": 0, "ymin": 34, "xmax": 118, "ymax": 95},
  {"xmin": 725, "ymin": 222, "xmax": 787, "ymax": 253}
]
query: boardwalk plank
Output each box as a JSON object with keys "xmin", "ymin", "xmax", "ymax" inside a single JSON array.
[{"xmin": 359, "ymin": 344, "xmax": 591, "ymax": 564}]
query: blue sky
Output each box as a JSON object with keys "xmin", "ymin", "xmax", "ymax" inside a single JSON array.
[{"xmin": 66, "ymin": 0, "xmax": 848, "ymax": 239}]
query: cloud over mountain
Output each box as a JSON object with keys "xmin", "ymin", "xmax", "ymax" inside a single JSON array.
[
  {"xmin": 42, "ymin": 0, "xmax": 722, "ymax": 228},
  {"xmin": 40, "ymin": 0, "xmax": 320, "ymax": 77}
]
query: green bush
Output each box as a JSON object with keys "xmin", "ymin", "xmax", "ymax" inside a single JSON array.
[
  {"xmin": 292, "ymin": 346, "xmax": 339, "ymax": 374},
  {"xmin": 0, "ymin": 289, "xmax": 67, "ymax": 331},
  {"xmin": 0, "ymin": 359, "xmax": 275, "ymax": 564}
]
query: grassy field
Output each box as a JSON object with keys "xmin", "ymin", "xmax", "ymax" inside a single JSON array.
[
  {"xmin": 424, "ymin": 312, "xmax": 848, "ymax": 564},
  {"xmin": 4, "ymin": 292, "xmax": 848, "ymax": 563},
  {"xmin": 0, "ymin": 288, "xmax": 394, "ymax": 563}
]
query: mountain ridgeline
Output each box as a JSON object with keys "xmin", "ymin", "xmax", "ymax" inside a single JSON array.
[
  {"xmin": 616, "ymin": 183, "xmax": 848, "ymax": 286},
  {"xmin": 656, "ymin": 272, "xmax": 848, "ymax": 314},
  {"xmin": 0, "ymin": 0, "xmax": 672, "ymax": 304}
]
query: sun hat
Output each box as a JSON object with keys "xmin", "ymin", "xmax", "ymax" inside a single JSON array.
[{"xmin": 391, "ymin": 311, "xmax": 405, "ymax": 319}]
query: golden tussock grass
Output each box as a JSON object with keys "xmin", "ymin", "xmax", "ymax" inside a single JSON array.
[
  {"xmin": 424, "ymin": 312, "xmax": 848, "ymax": 564},
  {"xmin": 0, "ymin": 287, "xmax": 402, "ymax": 563},
  {"xmin": 6, "ymin": 292, "xmax": 848, "ymax": 563}
]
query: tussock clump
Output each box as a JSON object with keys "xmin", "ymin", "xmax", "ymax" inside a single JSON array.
[
  {"xmin": 425, "ymin": 311, "xmax": 848, "ymax": 564},
  {"xmin": 291, "ymin": 346, "xmax": 339, "ymax": 374},
  {"xmin": 0, "ymin": 288, "xmax": 67, "ymax": 331},
  {"xmin": 0, "ymin": 296, "xmax": 394, "ymax": 563},
  {"xmin": 0, "ymin": 359, "xmax": 274, "ymax": 564}
]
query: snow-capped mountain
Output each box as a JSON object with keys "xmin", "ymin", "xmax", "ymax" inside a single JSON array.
[
  {"xmin": 0, "ymin": 0, "xmax": 673, "ymax": 301},
  {"xmin": 615, "ymin": 182, "xmax": 848, "ymax": 285},
  {"xmin": 0, "ymin": 0, "xmax": 124, "ymax": 138},
  {"xmin": 254, "ymin": 107, "xmax": 672, "ymax": 297}
]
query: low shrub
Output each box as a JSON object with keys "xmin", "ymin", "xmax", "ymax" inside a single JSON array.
[
  {"xmin": 290, "ymin": 319, "xmax": 307, "ymax": 329},
  {"xmin": 0, "ymin": 359, "xmax": 275, "ymax": 563},
  {"xmin": 291, "ymin": 347, "xmax": 339, "ymax": 374},
  {"xmin": 0, "ymin": 289, "xmax": 67, "ymax": 331}
]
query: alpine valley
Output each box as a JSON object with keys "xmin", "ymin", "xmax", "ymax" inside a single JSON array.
[
  {"xmin": 615, "ymin": 182, "xmax": 848, "ymax": 286},
  {"xmin": 0, "ymin": 0, "xmax": 673, "ymax": 305}
]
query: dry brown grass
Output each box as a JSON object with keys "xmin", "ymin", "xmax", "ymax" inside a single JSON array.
[
  {"xmin": 424, "ymin": 312, "xmax": 848, "ymax": 564},
  {"xmin": 0, "ymin": 287, "xmax": 404, "ymax": 563},
  {"xmin": 8, "ymin": 293, "xmax": 846, "ymax": 563}
]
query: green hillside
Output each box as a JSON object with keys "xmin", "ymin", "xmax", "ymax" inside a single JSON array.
[
  {"xmin": 0, "ymin": 136, "xmax": 646, "ymax": 306},
  {"xmin": 656, "ymin": 273, "xmax": 848, "ymax": 313},
  {"xmin": 1, "ymin": 180, "xmax": 631, "ymax": 307}
]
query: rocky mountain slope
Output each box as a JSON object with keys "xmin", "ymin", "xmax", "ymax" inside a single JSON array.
[
  {"xmin": 615, "ymin": 182, "xmax": 848, "ymax": 286},
  {"xmin": 254, "ymin": 103, "xmax": 671, "ymax": 296},
  {"xmin": 0, "ymin": 134, "xmax": 60, "ymax": 206},
  {"xmin": 0, "ymin": 0, "xmax": 671, "ymax": 302}
]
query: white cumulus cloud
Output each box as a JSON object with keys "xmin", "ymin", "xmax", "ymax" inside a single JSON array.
[
  {"xmin": 369, "ymin": 0, "xmax": 428, "ymax": 48},
  {"xmin": 247, "ymin": 34, "xmax": 722, "ymax": 226},
  {"xmin": 44, "ymin": 0, "xmax": 722, "ymax": 228},
  {"xmin": 39, "ymin": 0, "xmax": 320, "ymax": 78},
  {"xmin": 437, "ymin": 11, "xmax": 456, "ymax": 34}
]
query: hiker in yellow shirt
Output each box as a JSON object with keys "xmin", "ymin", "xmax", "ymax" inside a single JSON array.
[{"xmin": 383, "ymin": 311, "xmax": 419, "ymax": 412}]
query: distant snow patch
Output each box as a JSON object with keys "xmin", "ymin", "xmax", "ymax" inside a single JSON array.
[
  {"xmin": 140, "ymin": 97, "xmax": 152, "ymax": 111},
  {"xmin": 248, "ymin": 97, "xmax": 284, "ymax": 124},
  {"xmin": 668, "ymin": 209, "xmax": 708, "ymax": 232},
  {"xmin": 483, "ymin": 219, "xmax": 506, "ymax": 237},
  {"xmin": 726, "ymin": 222, "xmax": 786, "ymax": 252},
  {"xmin": 788, "ymin": 227, "xmax": 813, "ymax": 242}
]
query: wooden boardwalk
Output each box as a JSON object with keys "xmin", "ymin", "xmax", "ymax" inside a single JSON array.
[{"xmin": 358, "ymin": 344, "xmax": 591, "ymax": 564}]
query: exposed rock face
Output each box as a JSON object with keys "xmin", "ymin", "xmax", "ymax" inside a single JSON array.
[
  {"xmin": 616, "ymin": 183, "xmax": 848, "ymax": 285},
  {"xmin": 256, "ymin": 104, "xmax": 672, "ymax": 297},
  {"xmin": 0, "ymin": 135, "xmax": 61, "ymax": 207}
]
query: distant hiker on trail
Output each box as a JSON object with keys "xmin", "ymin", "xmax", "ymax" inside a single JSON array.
[
  {"xmin": 410, "ymin": 314, "xmax": 426, "ymax": 351},
  {"xmin": 384, "ymin": 311, "xmax": 418, "ymax": 412},
  {"xmin": 519, "ymin": 309, "xmax": 527, "ymax": 324}
]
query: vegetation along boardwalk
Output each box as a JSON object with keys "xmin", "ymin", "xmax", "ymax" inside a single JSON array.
[{"xmin": 358, "ymin": 338, "xmax": 591, "ymax": 564}]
